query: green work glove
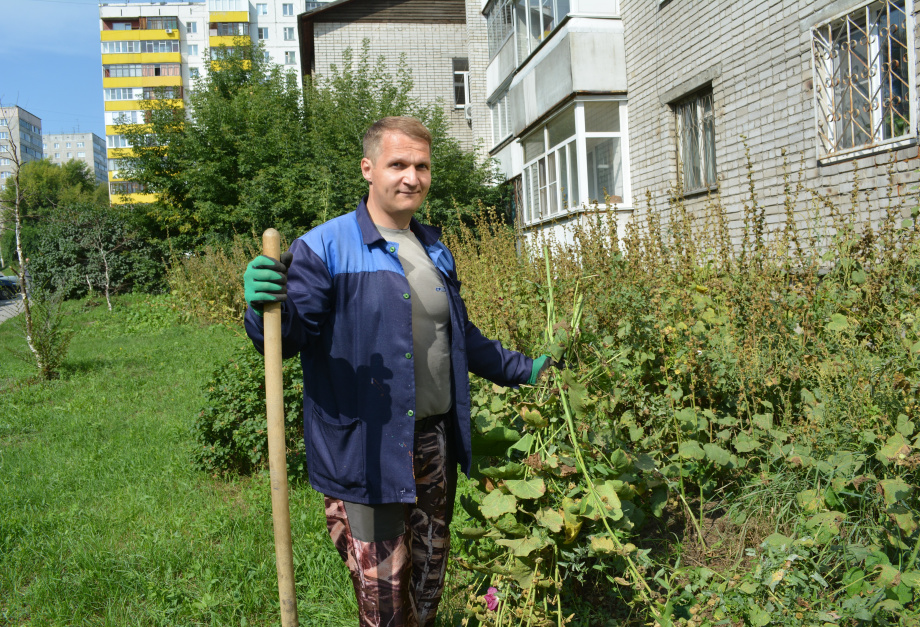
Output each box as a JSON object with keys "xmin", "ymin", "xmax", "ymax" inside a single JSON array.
[
  {"xmin": 244, "ymin": 252, "xmax": 293, "ymax": 316},
  {"xmin": 528, "ymin": 355, "xmax": 558, "ymax": 385}
]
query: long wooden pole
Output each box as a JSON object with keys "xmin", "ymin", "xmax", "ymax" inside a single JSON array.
[{"xmin": 262, "ymin": 228, "xmax": 299, "ymax": 627}]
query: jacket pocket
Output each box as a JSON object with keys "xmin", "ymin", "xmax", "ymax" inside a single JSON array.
[{"xmin": 307, "ymin": 406, "xmax": 366, "ymax": 492}]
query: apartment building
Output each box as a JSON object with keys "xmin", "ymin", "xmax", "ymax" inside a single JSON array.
[
  {"xmin": 475, "ymin": 0, "xmax": 631, "ymax": 242},
  {"xmin": 99, "ymin": 0, "xmax": 332, "ymax": 203},
  {"xmin": 620, "ymin": 0, "xmax": 920, "ymax": 240},
  {"xmin": 43, "ymin": 133, "xmax": 108, "ymax": 185},
  {"xmin": 0, "ymin": 106, "xmax": 43, "ymax": 188}
]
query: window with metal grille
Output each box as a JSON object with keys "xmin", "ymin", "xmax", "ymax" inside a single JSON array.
[
  {"xmin": 674, "ymin": 90, "xmax": 716, "ymax": 194},
  {"xmin": 811, "ymin": 0, "xmax": 914, "ymax": 156},
  {"xmin": 453, "ymin": 59, "xmax": 470, "ymax": 108}
]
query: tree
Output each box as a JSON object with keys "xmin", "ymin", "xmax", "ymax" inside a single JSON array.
[{"xmin": 119, "ymin": 40, "xmax": 505, "ymax": 245}]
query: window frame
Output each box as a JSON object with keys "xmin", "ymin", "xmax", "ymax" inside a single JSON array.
[
  {"xmin": 673, "ymin": 88, "xmax": 717, "ymax": 195},
  {"xmin": 810, "ymin": 0, "xmax": 917, "ymax": 161},
  {"xmin": 452, "ymin": 58, "xmax": 470, "ymax": 109},
  {"xmin": 258, "ymin": 27, "xmax": 269, "ymax": 40},
  {"xmin": 284, "ymin": 50, "xmax": 297, "ymax": 65},
  {"xmin": 282, "ymin": 3, "xmax": 294, "ymax": 16},
  {"xmin": 256, "ymin": 3, "xmax": 268, "ymax": 15},
  {"xmin": 520, "ymin": 98, "xmax": 631, "ymax": 226},
  {"xmin": 284, "ymin": 26, "xmax": 295, "ymax": 40}
]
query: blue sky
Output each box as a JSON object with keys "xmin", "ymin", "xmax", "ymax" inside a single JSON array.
[{"xmin": 1, "ymin": 0, "xmax": 114, "ymax": 138}]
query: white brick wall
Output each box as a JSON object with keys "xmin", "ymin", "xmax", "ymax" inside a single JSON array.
[
  {"xmin": 620, "ymin": 0, "xmax": 920, "ymax": 241},
  {"xmin": 312, "ymin": 22, "xmax": 474, "ymax": 149}
]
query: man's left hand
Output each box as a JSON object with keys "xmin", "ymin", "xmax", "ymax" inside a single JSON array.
[{"xmin": 528, "ymin": 355, "xmax": 559, "ymax": 384}]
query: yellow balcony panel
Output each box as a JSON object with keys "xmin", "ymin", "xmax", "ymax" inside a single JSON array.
[
  {"xmin": 108, "ymin": 172, "xmax": 125, "ymax": 182},
  {"xmin": 210, "ymin": 59, "xmax": 252, "ymax": 71},
  {"xmin": 111, "ymin": 192, "xmax": 158, "ymax": 205},
  {"xmin": 105, "ymin": 98, "xmax": 184, "ymax": 113},
  {"xmin": 105, "ymin": 100, "xmax": 144, "ymax": 112},
  {"xmin": 103, "ymin": 76, "xmax": 183, "ymax": 89},
  {"xmin": 101, "ymin": 29, "xmax": 180, "ymax": 42},
  {"xmin": 101, "ymin": 52, "xmax": 181, "ymax": 65},
  {"xmin": 209, "ymin": 11, "xmax": 249, "ymax": 21},
  {"xmin": 106, "ymin": 123, "xmax": 154, "ymax": 135},
  {"xmin": 209, "ymin": 35, "xmax": 251, "ymax": 47},
  {"xmin": 108, "ymin": 148, "xmax": 136, "ymax": 159}
]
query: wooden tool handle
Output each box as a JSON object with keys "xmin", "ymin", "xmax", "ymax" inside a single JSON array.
[{"xmin": 262, "ymin": 228, "xmax": 299, "ymax": 626}]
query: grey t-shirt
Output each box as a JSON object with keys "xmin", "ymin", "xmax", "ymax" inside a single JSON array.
[{"xmin": 377, "ymin": 225, "xmax": 452, "ymax": 419}]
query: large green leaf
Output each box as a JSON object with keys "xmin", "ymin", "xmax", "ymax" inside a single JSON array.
[
  {"xmin": 826, "ymin": 313, "xmax": 849, "ymax": 331},
  {"xmin": 733, "ymin": 432, "xmax": 761, "ymax": 453},
  {"xmin": 505, "ymin": 477, "xmax": 546, "ymax": 500},
  {"xmin": 480, "ymin": 463, "xmax": 527, "ymax": 479},
  {"xmin": 495, "ymin": 534, "xmax": 551, "ymax": 557},
  {"xmin": 678, "ymin": 440, "xmax": 705, "ymax": 460},
  {"xmin": 472, "ymin": 426, "xmax": 522, "ymax": 457},
  {"xmin": 535, "ymin": 507, "xmax": 564, "ymax": 533},
  {"xmin": 563, "ymin": 371, "xmax": 589, "ymax": 418},
  {"xmin": 592, "ymin": 481, "xmax": 624, "ymax": 520},
  {"xmin": 877, "ymin": 433, "xmax": 911, "ymax": 465},
  {"xmin": 493, "ymin": 513, "xmax": 529, "ymax": 537},
  {"xmin": 878, "ymin": 478, "xmax": 912, "ymax": 505},
  {"xmin": 703, "ymin": 443, "xmax": 732, "ymax": 466},
  {"xmin": 480, "ymin": 490, "xmax": 518, "ymax": 519}
]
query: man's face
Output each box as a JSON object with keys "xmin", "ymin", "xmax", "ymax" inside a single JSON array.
[{"xmin": 361, "ymin": 131, "xmax": 431, "ymax": 226}]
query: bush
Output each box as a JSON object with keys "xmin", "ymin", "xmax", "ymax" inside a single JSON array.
[{"xmin": 193, "ymin": 343, "xmax": 306, "ymax": 481}]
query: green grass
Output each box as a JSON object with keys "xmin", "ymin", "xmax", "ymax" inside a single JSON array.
[{"xmin": 0, "ymin": 296, "xmax": 358, "ymax": 626}]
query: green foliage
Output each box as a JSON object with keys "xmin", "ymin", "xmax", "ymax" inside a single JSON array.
[
  {"xmin": 28, "ymin": 203, "xmax": 158, "ymax": 302},
  {"xmin": 193, "ymin": 344, "xmax": 306, "ymax": 481},
  {"xmin": 119, "ymin": 40, "xmax": 503, "ymax": 247},
  {"xmin": 446, "ymin": 157, "xmax": 920, "ymax": 624},
  {"xmin": 11, "ymin": 286, "xmax": 75, "ymax": 381}
]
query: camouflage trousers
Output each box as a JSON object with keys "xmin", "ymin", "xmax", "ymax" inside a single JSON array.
[{"xmin": 324, "ymin": 414, "xmax": 457, "ymax": 627}]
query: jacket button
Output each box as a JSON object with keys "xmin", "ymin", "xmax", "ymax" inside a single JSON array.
[
  {"xmin": 405, "ymin": 352, "xmax": 412, "ymax": 359},
  {"xmin": 389, "ymin": 246, "xmax": 396, "ymax": 253},
  {"xmin": 403, "ymin": 293, "xmax": 410, "ymax": 299},
  {"xmin": 407, "ymin": 410, "xmax": 414, "ymax": 417}
]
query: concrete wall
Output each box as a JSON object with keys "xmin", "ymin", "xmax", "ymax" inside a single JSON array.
[
  {"xmin": 312, "ymin": 22, "xmax": 475, "ymax": 149},
  {"xmin": 620, "ymin": 0, "xmax": 920, "ymax": 242},
  {"xmin": 43, "ymin": 133, "xmax": 108, "ymax": 184}
]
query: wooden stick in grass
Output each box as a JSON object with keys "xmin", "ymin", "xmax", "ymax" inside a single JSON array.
[{"xmin": 262, "ymin": 228, "xmax": 299, "ymax": 627}]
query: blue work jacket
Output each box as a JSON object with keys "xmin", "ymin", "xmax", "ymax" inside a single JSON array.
[{"xmin": 245, "ymin": 199, "xmax": 533, "ymax": 504}]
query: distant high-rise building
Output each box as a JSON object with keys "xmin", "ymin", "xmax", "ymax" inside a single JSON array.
[
  {"xmin": 99, "ymin": 0, "xmax": 334, "ymax": 204},
  {"xmin": 43, "ymin": 132, "xmax": 108, "ymax": 185},
  {"xmin": 0, "ymin": 106, "xmax": 43, "ymax": 188}
]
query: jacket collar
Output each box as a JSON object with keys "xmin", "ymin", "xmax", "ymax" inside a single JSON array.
[{"xmin": 356, "ymin": 196, "xmax": 442, "ymax": 248}]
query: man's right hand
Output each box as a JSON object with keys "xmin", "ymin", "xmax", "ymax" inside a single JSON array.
[{"xmin": 244, "ymin": 252, "xmax": 293, "ymax": 316}]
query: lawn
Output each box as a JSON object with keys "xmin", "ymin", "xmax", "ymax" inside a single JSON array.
[{"xmin": 0, "ymin": 296, "xmax": 359, "ymax": 626}]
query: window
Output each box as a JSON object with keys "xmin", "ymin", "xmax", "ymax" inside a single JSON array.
[
  {"xmin": 77, "ymin": 152, "xmax": 86, "ymax": 158},
  {"xmin": 147, "ymin": 17, "xmax": 179, "ymax": 31},
  {"xmin": 43, "ymin": 143, "xmax": 47, "ymax": 150},
  {"xmin": 812, "ymin": 0, "xmax": 914, "ymax": 156},
  {"xmin": 256, "ymin": 3, "xmax": 268, "ymax": 14},
  {"xmin": 110, "ymin": 182, "xmax": 145, "ymax": 195},
  {"xmin": 142, "ymin": 63, "xmax": 181, "ymax": 76},
  {"xmin": 514, "ymin": 0, "xmax": 570, "ymax": 62},
  {"xmin": 215, "ymin": 22, "xmax": 250, "ymax": 36},
  {"xmin": 111, "ymin": 22, "xmax": 133, "ymax": 30},
  {"xmin": 107, "ymin": 135, "xmax": 132, "ymax": 149},
  {"xmin": 0, "ymin": 158, "xmax": 10, "ymax": 166},
  {"xmin": 521, "ymin": 100, "xmax": 628, "ymax": 224},
  {"xmin": 285, "ymin": 51, "xmax": 296, "ymax": 65},
  {"xmin": 674, "ymin": 90, "xmax": 716, "ymax": 193},
  {"xmin": 283, "ymin": 3, "xmax": 294, "ymax": 16},
  {"xmin": 187, "ymin": 21, "xmax": 197, "ymax": 34},
  {"xmin": 102, "ymin": 40, "xmax": 179, "ymax": 54},
  {"xmin": 258, "ymin": 27, "xmax": 268, "ymax": 40},
  {"xmin": 284, "ymin": 27, "xmax": 295, "ymax": 40},
  {"xmin": 104, "ymin": 87, "xmax": 142, "ymax": 101},
  {"xmin": 453, "ymin": 58, "xmax": 470, "ymax": 108},
  {"xmin": 490, "ymin": 90, "xmax": 513, "ymax": 146},
  {"xmin": 67, "ymin": 153, "xmax": 73, "ymax": 158},
  {"xmin": 76, "ymin": 142, "xmax": 84, "ymax": 148},
  {"xmin": 54, "ymin": 142, "xmax": 60, "ymax": 148},
  {"xmin": 106, "ymin": 110, "xmax": 146, "ymax": 125},
  {"xmin": 55, "ymin": 153, "xmax": 61, "ymax": 159},
  {"xmin": 486, "ymin": 0, "xmax": 514, "ymax": 58},
  {"xmin": 143, "ymin": 86, "xmax": 182, "ymax": 99},
  {"xmin": 190, "ymin": 67, "xmax": 200, "ymax": 79},
  {"xmin": 188, "ymin": 44, "xmax": 199, "ymax": 56},
  {"xmin": 66, "ymin": 143, "xmax": 71, "ymax": 148}
]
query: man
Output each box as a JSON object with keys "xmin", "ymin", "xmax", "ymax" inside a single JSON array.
[{"xmin": 244, "ymin": 117, "xmax": 551, "ymax": 626}]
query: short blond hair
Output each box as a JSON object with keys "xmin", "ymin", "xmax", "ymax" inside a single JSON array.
[{"xmin": 363, "ymin": 117, "xmax": 432, "ymax": 161}]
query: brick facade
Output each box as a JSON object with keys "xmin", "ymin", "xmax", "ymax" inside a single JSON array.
[
  {"xmin": 620, "ymin": 0, "xmax": 920, "ymax": 241},
  {"xmin": 312, "ymin": 22, "xmax": 475, "ymax": 149}
]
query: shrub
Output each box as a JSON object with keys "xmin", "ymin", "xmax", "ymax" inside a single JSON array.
[{"xmin": 193, "ymin": 342, "xmax": 306, "ymax": 481}]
